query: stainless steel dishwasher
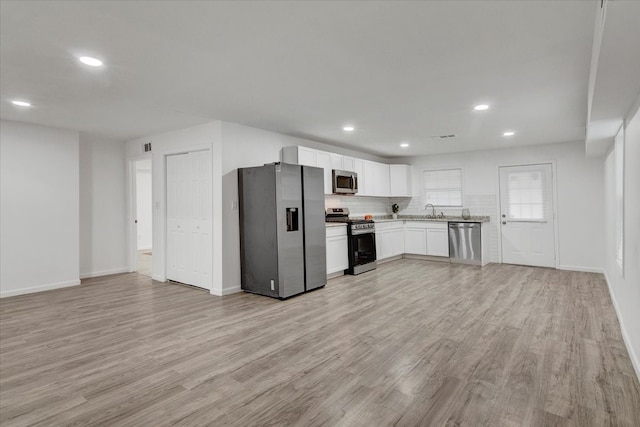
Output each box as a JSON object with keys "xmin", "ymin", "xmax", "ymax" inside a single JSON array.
[{"xmin": 448, "ymin": 222, "xmax": 481, "ymax": 265}]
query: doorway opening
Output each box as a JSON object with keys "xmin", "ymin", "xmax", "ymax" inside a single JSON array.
[{"xmin": 134, "ymin": 159, "xmax": 153, "ymax": 277}]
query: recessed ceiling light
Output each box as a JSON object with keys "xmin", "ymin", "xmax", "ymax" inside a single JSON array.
[
  {"xmin": 11, "ymin": 100, "xmax": 31, "ymax": 107},
  {"xmin": 474, "ymin": 104, "xmax": 490, "ymax": 111},
  {"xmin": 343, "ymin": 125, "xmax": 355, "ymax": 132},
  {"xmin": 79, "ymin": 56, "xmax": 103, "ymax": 67},
  {"xmin": 400, "ymin": 143, "xmax": 410, "ymax": 148},
  {"xmin": 503, "ymin": 131, "xmax": 515, "ymax": 136}
]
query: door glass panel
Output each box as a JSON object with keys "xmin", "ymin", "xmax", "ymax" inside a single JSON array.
[{"xmin": 506, "ymin": 170, "xmax": 545, "ymax": 220}]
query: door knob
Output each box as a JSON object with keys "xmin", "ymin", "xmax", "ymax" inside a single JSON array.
[{"xmin": 502, "ymin": 221, "xmax": 507, "ymax": 225}]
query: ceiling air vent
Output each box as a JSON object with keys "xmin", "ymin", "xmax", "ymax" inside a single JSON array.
[
  {"xmin": 429, "ymin": 134, "xmax": 457, "ymax": 140},
  {"xmin": 143, "ymin": 142, "xmax": 152, "ymax": 153}
]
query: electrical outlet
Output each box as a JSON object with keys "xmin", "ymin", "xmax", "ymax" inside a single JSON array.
[{"xmin": 270, "ymin": 280, "xmax": 275, "ymax": 291}]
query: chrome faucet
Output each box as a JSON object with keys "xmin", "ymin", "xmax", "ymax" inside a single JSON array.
[{"xmin": 425, "ymin": 203, "xmax": 436, "ymax": 218}]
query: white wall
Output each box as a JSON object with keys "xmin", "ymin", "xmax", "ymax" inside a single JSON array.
[
  {"xmin": 325, "ymin": 195, "xmax": 396, "ymax": 217},
  {"xmin": 126, "ymin": 121, "xmax": 224, "ymax": 294},
  {"xmin": 135, "ymin": 159, "xmax": 152, "ymax": 250},
  {"xmin": 603, "ymin": 101, "xmax": 640, "ymax": 379},
  {"xmin": 398, "ymin": 141, "xmax": 605, "ymax": 271},
  {"xmin": 79, "ymin": 134, "xmax": 128, "ymax": 278},
  {"xmin": 1, "ymin": 120, "xmax": 80, "ymax": 297}
]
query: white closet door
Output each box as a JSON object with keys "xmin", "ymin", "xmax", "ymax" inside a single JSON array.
[
  {"xmin": 166, "ymin": 151, "xmax": 211, "ymax": 289},
  {"xmin": 190, "ymin": 150, "xmax": 212, "ymax": 288}
]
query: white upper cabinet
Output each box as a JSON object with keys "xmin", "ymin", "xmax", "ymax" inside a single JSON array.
[
  {"xmin": 298, "ymin": 147, "xmax": 316, "ymax": 167},
  {"xmin": 376, "ymin": 163, "xmax": 390, "ymax": 197},
  {"xmin": 364, "ymin": 161, "xmax": 390, "ymax": 197},
  {"xmin": 330, "ymin": 153, "xmax": 343, "ymax": 170},
  {"xmin": 281, "ymin": 146, "xmax": 407, "ymax": 198},
  {"xmin": 281, "ymin": 146, "xmax": 316, "ymax": 167},
  {"xmin": 353, "ymin": 158, "xmax": 365, "ymax": 195},
  {"xmin": 315, "ymin": 150, "xmax": 333, "ymax": 195},
  {"xmin": 363, "ymin": 160, "xmax": 376, "ymax": 196},
  {"xmin": 342, "ymin": 156, "xmax": 355, "ymax": 172},
  {"xmin": 390, "ymin": 165, "xmax": 412, "ymax": 197}
]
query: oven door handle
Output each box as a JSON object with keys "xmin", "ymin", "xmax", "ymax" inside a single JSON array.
[{"xmin": 351, "ymin": 228, "xmax": 376, "ymax": 235}]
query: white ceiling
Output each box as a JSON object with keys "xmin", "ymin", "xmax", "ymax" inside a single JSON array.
[{"xmin": 0, "ymin": 0, "xmax": 619, "ymax": 158}]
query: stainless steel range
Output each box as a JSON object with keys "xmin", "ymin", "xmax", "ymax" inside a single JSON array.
[{"xmin": 326, "ymin": 208, "xmax": 377, "ymax": 275}]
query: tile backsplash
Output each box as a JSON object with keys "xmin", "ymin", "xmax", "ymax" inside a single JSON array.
[{"xmin": 325, "ymin": 195, "xmax": 394, "ymax": 216}]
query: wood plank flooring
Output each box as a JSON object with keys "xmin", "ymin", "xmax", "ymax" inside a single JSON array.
[{"xmin": 1, "ymin": 260, "xmax": 639, "ymax": 426}]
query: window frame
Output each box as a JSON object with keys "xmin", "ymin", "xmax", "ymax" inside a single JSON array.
[{"xmin": 422, "ymin": 168, "xmax": 464, "ymax": 208}]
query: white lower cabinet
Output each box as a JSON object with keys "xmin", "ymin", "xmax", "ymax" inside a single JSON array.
[
  {"xmin": 403, "ymin": 221, "xmax": 449, "ymax": 257},
  {"xmin": 326, "ymin": 226, "xmax": 348, "ymax": 274},
  {"xmin": 404, "ymin": 226, "xmax": 427, "ymax": 255},
  {"xmin": 375, "ymin": 222, "xmax": 404, "ymax": 260},
  {"xmin": 426, "ymin": 227, "xmax": 450, "ymax": 257}
]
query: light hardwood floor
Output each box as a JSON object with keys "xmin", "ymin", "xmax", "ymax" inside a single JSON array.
[
  {"xmin": 136, "ymin": 250, "xmax": 152, "ymax": 278},
  {"xmin": 1, "ymin": 260, "xmax": 639, "ymax": 426}
]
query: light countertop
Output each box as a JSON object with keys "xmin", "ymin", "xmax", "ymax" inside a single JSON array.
[
  {"xmin": 325, "ymin": 216, "xmax": 490, "ymax": 226},
  {"xmin": 374, "ymin": 215, "xmax": 490, "ymax": 223}
]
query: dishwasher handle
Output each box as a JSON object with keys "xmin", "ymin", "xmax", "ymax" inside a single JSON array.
[{"xmin": 449, "ymin": 222, "xmax": 480, "ymax": 229}]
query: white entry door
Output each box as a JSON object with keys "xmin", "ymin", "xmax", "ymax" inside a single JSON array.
[
  {"xmin": 499, "ymin": 163, "xmax": 555, "ymax": 268},
  {"xmin": 166, "ymin": 150, "xmax": 212, "ymax": 289}
]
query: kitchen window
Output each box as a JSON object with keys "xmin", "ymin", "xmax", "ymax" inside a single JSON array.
[{"xmin": 423, "ymin": 168, "xmax": 462, "ymax": 207}]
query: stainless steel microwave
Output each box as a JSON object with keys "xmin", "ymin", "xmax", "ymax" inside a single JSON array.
[{"xmin": 332, "ymin": 169, "xmax": 358, "ymax": 194}]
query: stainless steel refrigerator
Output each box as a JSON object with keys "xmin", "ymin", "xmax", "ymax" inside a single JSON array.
[{"xmin": 238, "ymin": 162, "xmax": 326, "ymax": 299}]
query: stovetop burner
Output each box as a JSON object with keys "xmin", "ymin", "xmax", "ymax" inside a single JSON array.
[
  {"xmin": 325, "ymin": 207, "xmax": 374, "ymax": 223},
  {"xmin": 326, "ymin": 208, "xmax": 375, "ymax": 235}
]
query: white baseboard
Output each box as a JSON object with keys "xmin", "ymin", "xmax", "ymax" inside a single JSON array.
[
  {"xmin": 151, "ymin": 274, "xmax": 165, "ymax": 282},
  {"xmin": 377, "ymin": 255, "xmax": 403, "ymax": 265},
  {"xmin": 0, "ymin": 279, "xmax": 81, "ymax": 298},
  {"xmin": 402, "ymin": 254, "xmax": 451, "ymax": 263},
  {"xmin": 603, "ymin": 269, "xmax": 640, "ymax": 382},
  {"xmin": 210, "ymin": 286, "xmax": 242, "ymax": 296},
  {"xmin": 80, "ymin": 267, "xmax": 129, "ymax": 279},
  {"xmin": 557, "ymin": 265, "xmax": 604, "ymax": 274},
  {"xmin": 327, "ymin": 271, "xmax": 345, "ymax": 279}
]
